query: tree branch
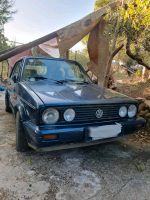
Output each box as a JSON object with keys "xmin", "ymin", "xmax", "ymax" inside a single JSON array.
[
  {"xmin": 111, "ymin": 44, "xmax": 124, "ymax": 59},
  {"xmin": 126, "ymin": 39, "xmax": 150, "ymax": 69}
]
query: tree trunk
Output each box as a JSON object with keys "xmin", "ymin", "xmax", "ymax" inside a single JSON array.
[
  {"xmin": 97, "ymin": 19, "xmax": 110, "ymax": 86},
  {"xmin": 104, "ymin": 44, "xmax": 124, "ymax": 87},
  {"xmin": 104, "ymin": 16, "xmax": 123, "ymax": 87}
]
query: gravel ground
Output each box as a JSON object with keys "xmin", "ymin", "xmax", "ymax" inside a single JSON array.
[{"xmin": 0, "ymin": 92, "xmax": 150, "ymax": 200}]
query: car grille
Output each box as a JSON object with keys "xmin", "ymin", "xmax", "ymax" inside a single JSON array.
[{"xmin": 56, "ymin": 104, "xmax": 128, "ymax": 124}]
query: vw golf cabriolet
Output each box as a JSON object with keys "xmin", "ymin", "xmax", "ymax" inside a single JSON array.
[{"xmin": 5, "ymin": 57, "xmax": 145, "ymax": 152}]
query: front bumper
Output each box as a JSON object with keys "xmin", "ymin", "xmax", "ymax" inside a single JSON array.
[{"xmin": 23, "ymin": 118, "xmax": 146, "ymax": 152}]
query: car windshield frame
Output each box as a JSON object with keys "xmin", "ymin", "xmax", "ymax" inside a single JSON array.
[{"xmin": 22, "ymin": 58, "xmax": 92, "ymax": 84}]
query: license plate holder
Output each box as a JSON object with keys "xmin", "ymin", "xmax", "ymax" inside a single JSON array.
[{"xmin": 89, "ymin": 123, "xmax": 122, "ymax": 140}]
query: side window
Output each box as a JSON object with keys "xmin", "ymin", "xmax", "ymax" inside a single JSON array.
[{"xmin": 10, "ymin": 61, "xmax": 22, "ymax": 82}]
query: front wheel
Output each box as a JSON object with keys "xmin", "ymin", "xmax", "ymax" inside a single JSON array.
[{"xmin": 16, "ymin": 112, "xmax": 29, "ymax": 152}]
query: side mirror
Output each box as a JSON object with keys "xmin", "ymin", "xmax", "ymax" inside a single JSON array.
[{"xmin": 12, "ymin": 74, "xmax": 18, "ymax": 83}]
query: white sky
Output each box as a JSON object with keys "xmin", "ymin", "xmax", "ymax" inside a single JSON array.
[{"xmin": 4, "ymin": 0, "xmax": 94, "ymax": 50}]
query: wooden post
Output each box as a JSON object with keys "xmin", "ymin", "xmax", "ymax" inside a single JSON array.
[
  {"xmin": 66, "ymin": 50, "xmax": 69, "ymax": 59},
  {"xmin": 97, "ymin": 18, "xmax": 110, "ymax": 87},
  {"xmin": 0, "ymin": 63, "xmax": 2, "ymax": 81},
  {"xmin": 6, "ymin": 60, "xmax": 9, "ymax": 78},
  {"xmin": 1, "ymin": 61, "xmax": 4, "ymax": 81},
  {"xmin": 75, "ymin": 51, "xmax": 77, "ymax": 61},
  {"xmin": 59, "ymin": 50, "xmax": 69, "ymax": 59}
]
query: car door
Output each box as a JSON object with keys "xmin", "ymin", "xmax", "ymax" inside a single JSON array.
[{"xmin": 7, "ymin": 60, "xmax": 23, "ymax": 110}]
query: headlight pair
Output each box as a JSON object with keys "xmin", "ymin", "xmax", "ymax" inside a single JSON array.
[
  {"xmin": 119, "ymin": 105, "xmax": 137, "ymax": 118},
  {"xmin": 42, "ymin": 108, "xmax": 75, "ymax": 124}
]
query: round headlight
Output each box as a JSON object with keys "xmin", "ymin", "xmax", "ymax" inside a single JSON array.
[
  {"xmin": 42, "ymin": 108, "xmax": 59, "ymax": 124},
  {"xmin": 64, "ymin": 109, "xmax": 75, "ymax": 122},
  {"xmin": 119, "ymin": 106, "xmax": 127, "ymax": 117},
  {"xmin": 128, "ymin": 105, "xmax": 137, "ymax": 118}
]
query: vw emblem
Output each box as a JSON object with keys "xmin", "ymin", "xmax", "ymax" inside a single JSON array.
[{"xmin": 96, "ymin": 109, "xmax": 103, "ymax": 118}]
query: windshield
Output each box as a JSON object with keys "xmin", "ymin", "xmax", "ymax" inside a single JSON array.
[{"xmin": 22, "ymin": 58, "xmax": 91, "ymax": 83}]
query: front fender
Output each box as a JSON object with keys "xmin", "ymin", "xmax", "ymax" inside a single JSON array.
[{"xmin": 15, "ymin": 97, "xmax": 39, "ymax": 125}]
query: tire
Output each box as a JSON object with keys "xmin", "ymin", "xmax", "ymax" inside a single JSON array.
[
  {"xmin": 5, "ymin": 92, "xmax": 12, "ymax": 113},
  {"xmin": 16, "ymin": 112, "xmax": 29, "ymax": 152}
]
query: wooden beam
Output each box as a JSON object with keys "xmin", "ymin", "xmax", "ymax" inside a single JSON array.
[
  {"xmin": 0, "ymin": 46, "xmax": 19, "ymax": 55},
  {"xmin": 0, "ymin": 32, "xmax": 58, "ymax": 62}
]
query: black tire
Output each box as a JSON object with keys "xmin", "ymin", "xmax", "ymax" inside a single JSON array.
[
  {"xmin": 5, "ymin": 92, "xmax": 12, "ymax": 113},
  {"xmin": 16, "ymin": 112, "xmax": 29, "ymax": 152}
]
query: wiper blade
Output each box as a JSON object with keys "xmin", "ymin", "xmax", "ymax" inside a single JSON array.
[
  {"xmin": 58, "ymin": 79, "xmax": 90, "ymax": 84},
  {"xmin": 33, "ymin": 76, "xmax": 48, "ymax": 80},
  {"xmin": 45, "ymin": 79, "xmax": 90, "ymax": 84},
  {"xmin": 48, "ymin": 79, "xmax": 65, "ymax": 84},
  {"xmin": 58, "ymin": 79, "xmax": 77, "ymax": 83},
  {"xmin": 80, "ymin": 80, "xmax": 90, "ymax": 84}
]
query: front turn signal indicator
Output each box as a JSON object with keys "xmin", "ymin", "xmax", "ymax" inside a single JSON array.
[{"xmin": 43, "ymin": 134, "xmax": 58, "ymax": 140}]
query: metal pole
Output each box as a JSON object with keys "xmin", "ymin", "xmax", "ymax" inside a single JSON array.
[{"xmin": 1, "ymin": 61, "xmax": 4, "ymax": 81}]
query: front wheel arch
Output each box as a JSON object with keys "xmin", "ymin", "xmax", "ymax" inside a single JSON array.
[{"xmin": 15, "ymin": 101, "xmax": 28, "ymax": 121}]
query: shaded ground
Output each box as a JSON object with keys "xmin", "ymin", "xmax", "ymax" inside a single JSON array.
[{"xmin": 0, "ymin": 92, "xmax": 150, "ymax": 200}]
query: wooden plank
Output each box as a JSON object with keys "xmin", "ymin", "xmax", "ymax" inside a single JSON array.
[
  {"xmin": 0, "ymin": 32, "xmax": 57, "ymax": 62},
  {"xmin": 0, "ymin": 46, "xmax": 19, "ymax": 55}
]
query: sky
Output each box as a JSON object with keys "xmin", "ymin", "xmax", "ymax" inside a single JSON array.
[{"xmin": 4, "ymin": 0, "xmax": 94, "ymax": 47}]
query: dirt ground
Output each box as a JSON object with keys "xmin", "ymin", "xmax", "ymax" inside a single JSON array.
[
  {"xmin": 117, "ymin": 79, "xmax": 150, "ymax": 99},
  {"xmin": 0, "ymin": 92, "xmax": 150, "ymax": 200}
]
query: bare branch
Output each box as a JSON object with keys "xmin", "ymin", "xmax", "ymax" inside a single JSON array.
[{"xmin": 126, "ymin": 39, "xmax": 150, "ymax": 69}]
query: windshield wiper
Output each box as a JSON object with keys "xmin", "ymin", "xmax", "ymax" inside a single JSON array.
[
  {"xmin": 48, "ymin": 79, "xmax": 66, "ymax": 84},
  {"xmin": 32, "ymin": 76, "xmax": 48, "ymax": 80},
  {"xmin": 57, "ymin": 79, "xmax": 90, "ymax": 84},
  {"xmin": 57, "ymin": 79, "xmax": 77, "ymax": 83},
  {"xmin": 80, "ymin": 80, "xmax": 90, "ymax": 84}
]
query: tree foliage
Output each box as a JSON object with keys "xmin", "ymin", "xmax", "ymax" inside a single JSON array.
[
  {"xmin": 0, "ymin": 0, "xmax": 16, "ymax": 27},
  {"xmin": 69, "ymin": 49, "xmax": 89, "ymax": 69},
  {"xmin": 94, "ymin": 0, "xmax": 150, "ymax": 69},
  {"xmin": 120, "ymin": 0, "xmax": 150, "ymax": 31},
  {"xmin": 95, "ymin": 0, "xmax": 113, "ymax": 10},
  {"xmin": 120, "ymin": 0, "xmax": 150, "ymax": 68},
  {"xmin": 0, "ymin": 0, "xmax": 16, "ymax": 51}
]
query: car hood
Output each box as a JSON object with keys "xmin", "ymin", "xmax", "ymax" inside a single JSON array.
[{"xmin": 25, "ymin": 81, "xmax": 136, "ymax": 106}]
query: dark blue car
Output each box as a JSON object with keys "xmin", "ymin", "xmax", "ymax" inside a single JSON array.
[{"xmin": 5, "ymin": 56, "xmax": 145, "ymax": 152}]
